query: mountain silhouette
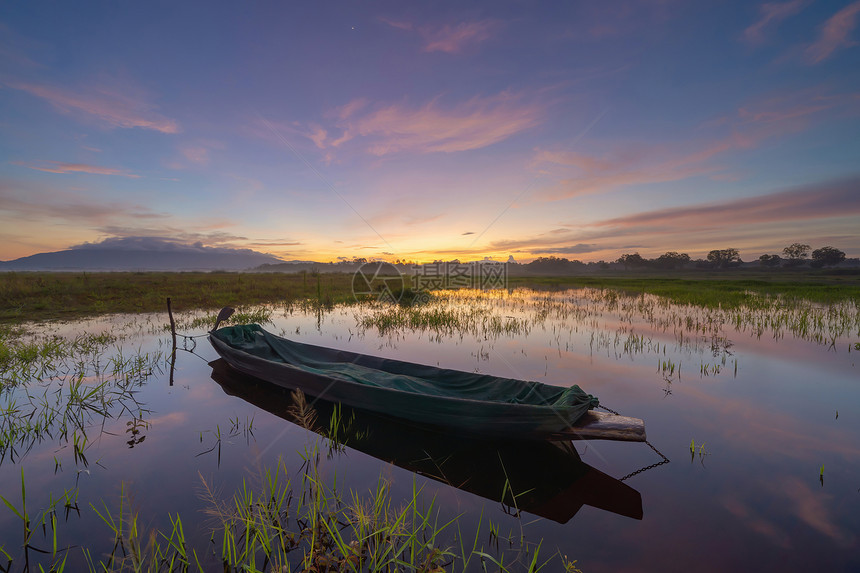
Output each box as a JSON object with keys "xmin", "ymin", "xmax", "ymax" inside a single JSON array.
[{"xmin": 0, "ymin": 237, "xmax": 284, "ymax": 271}]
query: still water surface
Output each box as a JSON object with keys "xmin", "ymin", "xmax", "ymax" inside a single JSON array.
[{"xmin": 1, "ymin": 287, "xmax": 858, "ymax": 571}]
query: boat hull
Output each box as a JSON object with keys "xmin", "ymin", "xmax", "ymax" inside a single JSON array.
[{"xmin": 209, "ymin": 329, "xmax": 645, "ymax": 441}]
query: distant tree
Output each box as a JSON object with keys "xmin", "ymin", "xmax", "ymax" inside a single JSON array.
[
  {"xmin": 526, "ymin": 256, "xmax": 583, "ymax": 273},
  {"xmin": 758, "ymin": 254, "xmax": 782, "ymax": 267},
  {"xmin": 811, "ymin": 246, "xmax": 846, "ymax": 268},
  {"xmin": 707, "ymin": 248, "xmax": 741, "ymax": 268},
  {"xmin": 782, "ymin": 243, "xmax": 810, "ymax": 266},
  {"xmin": 655, "ymin": 251, "xmax": 691, "ymax": 269},
  {"xmin": 616, "ymin": 253, "xmax": 645, "ymax": 269}
]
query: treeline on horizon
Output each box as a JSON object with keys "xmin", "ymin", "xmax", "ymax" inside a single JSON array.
[
  {"xmin": 258, "ymin": 243, "xmax": 852, "ymax": 274},
  {"xmin": 533, "ymin": 243, "xmax": 850, "ymax": 272}
]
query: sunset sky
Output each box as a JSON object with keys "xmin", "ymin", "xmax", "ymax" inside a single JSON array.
[{"xmin": 2, "ymin": 1, "xmax": 859, "ymax": 263}]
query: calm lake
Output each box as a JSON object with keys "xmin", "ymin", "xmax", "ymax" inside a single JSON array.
[{"xmin": 1, "ymin": 286, "xmax": 859, "ymax": 571}]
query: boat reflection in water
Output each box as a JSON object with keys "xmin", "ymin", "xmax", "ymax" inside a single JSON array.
[{"xmin": 209, "ymin": 359, "xmax": 643, "ymax": 524}]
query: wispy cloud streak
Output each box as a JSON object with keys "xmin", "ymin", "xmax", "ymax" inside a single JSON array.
[
  {"xmin": 594, "ymin": 178, "xmax": 860, "ymax": 229},
  {"xmin": 0, "ymin": 179, "xmax": 163, "ymax": 224},
  {"xmin": 743, "ymin": 0, "xmax": 805, "ymax": 44},
  {"xmin": 7, "ymin": 81, "xmax": 179, "ymax": 133},
  {"xmin": 481, "ymin": 178, "xmax": 860, "ymax": 257},
  {"xmin": 534, "ymin": 141, "xmax": 729, "ymax": 200},
  {"xmin": 319, "ymin": 91, "xmax": 542, "ymax": 156},
  {"xmin": 180, "ymin": 147, "xmax": 210, "ymax": 165},
  {"xmin": 806, "ymin": 1, "xmax": 860, "ymax": 63},
  {"xmin": 380, "ymin": 17, "xmax": 500, "ymax": 53},
  {"xmin": 536, "ymin": 88, "xmax": 858, "ymax": 200},
  {"xmin": 423, "ymin": 20, "xmax": 499, "ymax": 53},
  {"xmin": 14, "ymin": 161, "xmax": 140, "ymax": 178}
]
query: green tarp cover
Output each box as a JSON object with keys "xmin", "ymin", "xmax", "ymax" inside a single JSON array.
[{"xmin": 213, "ymin": 324, "xmax": 598, "ymax": 417}]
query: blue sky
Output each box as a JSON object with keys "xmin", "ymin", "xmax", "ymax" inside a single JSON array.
[{"xmin": 2, "ymin": 1, "xmax": 859, "ymax": 262}]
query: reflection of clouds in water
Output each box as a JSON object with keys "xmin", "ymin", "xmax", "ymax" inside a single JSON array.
[
  {"xmin": 722, "ymin": 496, "xmax": 790, "ymax": 548},
  {"xmin": 780, "ymin": 477, "xmax": 854, "ymax": 546},
  {"xmin": 3, "ymin": 287, "xmax": 858, "ymax": 570},
  {"xmin": 147, "ymin": 411, "xmax": 190, "ymax": 428},
  {"xmin": 680, "ymin": 385, "xmax": 860, "ymax": 461},
  {"xmin": 724, "ymin": 478, "xmax": 854, "ymax": 548}
]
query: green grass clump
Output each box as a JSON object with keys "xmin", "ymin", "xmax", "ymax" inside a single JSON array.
[
  {"xmin": 0, "ymin": 325, "xmax": 158, "ymax": 465},
  {"xmin": 357, "ymin": 300, "xmax": 530, "ymax": 338},
  {"xmin": 3, "ymin": 401, "xmax": 582, "ymax": 572},
  {"xmin": 0, "ymin": 331, "xmax": 121, "ymax": 387},
  {"xmin": 181, "ymin": 305, "xmax": 275, "ymax": 331},
  {"xmin": 78, "ymin": 446, "xmax": 575, "ymax": 572}
]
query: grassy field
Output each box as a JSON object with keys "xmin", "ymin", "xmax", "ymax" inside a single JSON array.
[
  {"xmin": 1, "ymin": 270, "xmax": 859, "ymax": 324},
  {"xmin": 509, "ymin": 273, "xmax": 860, "ymax": 308},
  {"xmin": 0, "ymin": 271, "xmax": 359, "ymax": 323}
]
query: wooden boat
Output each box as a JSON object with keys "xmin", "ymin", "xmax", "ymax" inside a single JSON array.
[
  {"xmin": 209, "ymin": 358, "xmax": 644, "ymax": 523},
  {"xmin": 209, "ymin": 320, "xmax": 645, "ymax": 442}
]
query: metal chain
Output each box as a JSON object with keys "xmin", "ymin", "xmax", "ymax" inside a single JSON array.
[
  {"xmin": 619, "ymin": 439, "xmax": 670, "ymax": 481},
  {"xmin": 597, "ymin": 403, "xmax": 671, "ymax": 481},
  {"xmin": 597, "ymin": 404, "xmax": 620, "ymax": 415},
  {"xmin": 179, "ymin": 334, "xmax": 198, "ymax": 352}
]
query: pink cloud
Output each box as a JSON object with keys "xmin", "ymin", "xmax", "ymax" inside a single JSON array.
[
  {"xmin": 253, "ymin": 92, "xmax": 543, "ymax": 156},
  {"xmin": 736, "ymin": 101, "xmax": 830, "ymax": 124},
  {"xmin": 806, "ymin": 0, "xmax": 860, "ymax": 63},
  {"xmin": 534, "ymin": 140, "xmax": 731, "ymax": 200},
  {"xmin": 334, "ymin": 98, "xmax": 369, "ymax": 120},
  {"xmin": 730, "ymin": 88, "xmax": 859, "ymax": 146},
  {"xmin": 0, "ymin": 178, "xmax": 163, "ymax": 225},
  {"xmin": 181, "ymin": 146, "xmax": 210, "ymax": 165},
  {"xmin": 249, "ymin": 117, "xmax": 347, "ymax": 157},
  {"xmin": 338, "ymin": 91, "xmax": 542, "ymax": 155},
  {"xmin": 593, "ymin": 178, "xmax": 860, "ymax": 230},
  {"xmin": 381, "ymin": 17, "xmax": 500, "ymax": 54},
  {"xmin": 7, "ymin": 81, "xmax": 179, "ymax": 133},
  {"xmin": 536, "ymin": 88, "xmax": 858, "ymax": 200},
  {"xmin": 561, "ymin": 2, "xmax": 678, "ymax": 42},
  {"xmin": 13, "ymin": 160, "xmax": 140, "ymax": 178},
  {"xmin": 743, "ymin": 0, "xmax": 806, "ymax": 44},
  {"xmin": 171, "ymin": 140, "xmax": 225, "ymax": 169},
  {"xmin": 482, "ymin": 177, "xmax": 860, "ymax": 259},
  {"xmin": 0, "ymin": 22, "xmax": 49, "ymax": 70},
  {"xmin": 378, "ymin": 17, "xmax": 413, "ymax": 32},
  {"xmin": 423, "ymin": 20, "xmax": 498, "ymax": 53},
  {"xmin": 531, "ymin": 149, "xmax": 623, "ymax": 173},
  {"xmin": 306, "ymin": 124, "xmax": 328, "ymax": 149}
]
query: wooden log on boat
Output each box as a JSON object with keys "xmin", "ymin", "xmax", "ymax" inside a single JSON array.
[{"xmin": 553, "ymin": 410, "xmax": 646, "ymax": 442}]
